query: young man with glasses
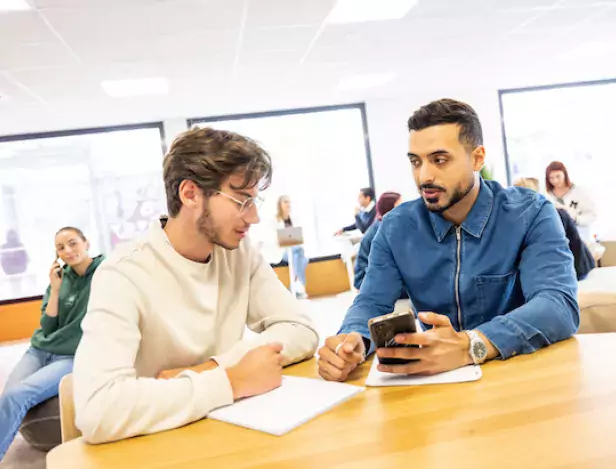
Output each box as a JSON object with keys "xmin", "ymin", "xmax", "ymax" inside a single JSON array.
[
  {"xmin": 73, "ymin": 127, "xmax": 318, "ymax": 444},
  {"xmin": 318, "ymin": 99, "xmax": 579, "ymax": 382}
]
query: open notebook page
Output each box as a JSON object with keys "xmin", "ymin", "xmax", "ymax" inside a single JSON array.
[{"xmin": 208, "ymin": 376, "xmax": 364, "ymax": 436}]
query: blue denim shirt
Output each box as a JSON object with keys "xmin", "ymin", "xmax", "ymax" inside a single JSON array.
[{"xmin": 339, "ymin": 179, "xmax": 579, "ymax": 359}]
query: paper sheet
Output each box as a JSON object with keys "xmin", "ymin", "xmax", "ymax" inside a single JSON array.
[
  {"xmin": 365, "ymin": 358, "xmax": 482, "ymax": 387},
  {"xmin": 208, "ymin": 376, "xmax": 364, "ymax": 435}
]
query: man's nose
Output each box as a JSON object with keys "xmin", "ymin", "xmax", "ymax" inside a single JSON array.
[{"xmin": 418, "ymin": 164, "xmax": 435, "ymax": 186}]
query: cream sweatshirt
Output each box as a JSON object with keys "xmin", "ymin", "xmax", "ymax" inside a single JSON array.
[
  {"xmin": 547, "ymin": 184, "xmax": 597, "ymax": 241},
  {"xmin": 73, "ymin": 220, "xmax": 319, "ymax": 444}
]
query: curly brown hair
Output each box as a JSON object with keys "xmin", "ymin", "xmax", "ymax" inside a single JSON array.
[{"xmin": 163, "ymin": 127, "xmax": 272, "ymax": 217}]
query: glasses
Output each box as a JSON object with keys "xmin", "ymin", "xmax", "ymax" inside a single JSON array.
[{"xmin": 216, "ymin": 191, "xmax": 264, "ymax": 214}]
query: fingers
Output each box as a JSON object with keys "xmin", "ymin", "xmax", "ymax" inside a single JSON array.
[
  {"xmin": 267, "ymin": 342, "xmax": 283, "ymax": 353},
  {"xmin": 341, "ymin": 332, "xmax": 363, "ymax": 354},
  {"xmin": 392, "ymin": 332, "xmax": 435, "ymax": 347},
  {"xmin": 418, "ymin": 312, "xmax": 452, "ymax": 328},
  {"xmin": 318, "ymin": 366, "xmax": 340, "ymax": 382},
  {"xmin": 377, "ymin": 360, "xmax": 435, "ymax": 375},
  {"xmin": 317, "ymin": 345, "xmax": 347, "ymax": 369},
  {"xmin": 323, "ymin": 334, "xmax": 364, "ymax": 365},
  {"xmin": 317, "ymin": 359, "xmax": 353, "ymax": 381},
  {"xmin": 324, "ymin": 335, "xmax": 344, "ymax": 350},
  {"xmin": 376, "ymin": 346, "xmax": 424, "ymax": 361}
]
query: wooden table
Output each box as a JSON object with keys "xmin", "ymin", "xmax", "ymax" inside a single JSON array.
[{"xmin": 47, "ymin": 334, "xmax": 616, "ymax": 469}]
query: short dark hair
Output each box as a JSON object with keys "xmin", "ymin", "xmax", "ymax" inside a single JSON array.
[
  {"xmin": 407, "ymin": 98, "xmax": 483, "ymax": 149},
  {"xmin": 360, "ymin": 187, "xmax": 375, "ymax": 201},
  {"xmin": 163, "ymin": 127, "xmax": 273, "ymax": 217}
]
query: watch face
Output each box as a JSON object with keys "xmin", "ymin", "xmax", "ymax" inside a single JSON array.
[{"xmin": 472, "ymin": 340, "xmax": 488, "ymax": 361}]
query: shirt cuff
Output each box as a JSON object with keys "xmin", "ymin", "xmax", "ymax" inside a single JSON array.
[
  {"xmin": 211, "ymin": 341, "xmax": 255, "ymax": 368},
  {"xmin": 475, "ymin": 316, "xmax": 520, "ymax": 359}
]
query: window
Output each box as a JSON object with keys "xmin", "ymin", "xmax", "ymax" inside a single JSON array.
[
  {"xmin": 0, "ymin": 124, "xmax": 166, "ymax": 301},
  {"xmin": 500, "ymin": 79, "xmax": 616, "ymax": 239},
  {"xmin": 189, "ymin": 104, "xmax": 374, "ymax": 262}
]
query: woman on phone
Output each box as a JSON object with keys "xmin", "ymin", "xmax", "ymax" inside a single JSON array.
[{"xmin": 0, "ymin": 227, "xmax": 104, "ymax": 459}]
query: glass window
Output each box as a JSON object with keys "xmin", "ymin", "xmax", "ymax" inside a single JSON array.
[
  {"xmin": 189, "ymin": 105, "xmax": 373, "ymax": 261},
  {"xmin": 500, "ymin": 80, "xmax": 616, "ymax": 239},
  {"xmin": 0, "ymin": 124, "xmax": 166, "ymax": 301}
]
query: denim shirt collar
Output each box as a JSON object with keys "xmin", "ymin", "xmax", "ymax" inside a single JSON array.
[{"xmin": 429, "ymin": 178, "xmax": 494, "ymax": 243}]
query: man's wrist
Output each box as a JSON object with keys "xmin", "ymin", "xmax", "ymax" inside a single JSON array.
[
  {"xmin": 459, "ymin": 331, "xmax": 473, "ymax": 365},
  {"xmin": 473, "ymin": 330, "xmax": 499, "ymax": 360}
]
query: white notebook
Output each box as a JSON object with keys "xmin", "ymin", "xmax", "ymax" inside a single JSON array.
[
  {"xmin": 208, "ymin": 376, "xmax": 364, "ymax": 436},
  {"xmin": 365, "ymin": 358, "xmax": 482, "ymax": 387}
]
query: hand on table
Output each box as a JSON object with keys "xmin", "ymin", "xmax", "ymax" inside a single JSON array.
[
  {"xmin": 226, "ymin": 343, "xmax": 284, "ymax": 399},
  {"xmin": 317, "ymin": 332, "xmax": 366, "ymax": 382}
]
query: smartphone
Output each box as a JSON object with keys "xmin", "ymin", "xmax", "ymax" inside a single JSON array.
[
  {"xmin": 55, "ymin": 255, "xmax": 65, "ymax": 278},
  {"xmin": 368, "ymin": 310, "xmax": 418, "ymax": 365}
]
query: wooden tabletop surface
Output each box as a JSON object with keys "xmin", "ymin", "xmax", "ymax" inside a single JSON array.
[{"xmin": 47, "ymin": 334, "xmax": 616, "ymax": 469}]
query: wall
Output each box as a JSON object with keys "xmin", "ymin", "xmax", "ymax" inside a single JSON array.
[
  {"xmin": 1, "ymin": 88, "xmax": 509, "ymax": 203},
  {"xmin": 364, "ymin": 87, "xmax": 507, "ymax": 202}
]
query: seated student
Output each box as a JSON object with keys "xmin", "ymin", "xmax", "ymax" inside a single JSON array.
[
  {"xmin": 354, "ymin": 191, "xmax": 402, "ymax": 290},
  {"xmin": 73, "ymin": 127, "xmax": 319, "ymax": 444},
  {"xmin": 0, "ymin": 227, "xmax": 103, "ymax": 460},
  {"xmin": 317, "ymin": 99, "xmax": 579, "ymax": 382},
  {"xmin": 335, "ymin": 187, "xmax": 377, "ymax": 235},
  {"xmin": 272, "ymin": 195, "xmax": 309, "ymax": 298},
  {"xmin": 545, "ymin": 161, "xmax": 597, "ymax": 242},
  {"xmin": 514, "ymin": 177, "xmax": 595, "ymax": 281}
]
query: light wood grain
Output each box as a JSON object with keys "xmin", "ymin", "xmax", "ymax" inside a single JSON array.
[{"xmin": 47, "ymin": 334, "xmax": 616, "ymax": 469}]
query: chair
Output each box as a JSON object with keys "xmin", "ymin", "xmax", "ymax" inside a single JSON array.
[
  {"xmin": 305, "ymin": 254, "xmax": 351, "ymax": 298},
  {"xmin": 19, "ymin": 396, "xmax": 61, "ymax": 452},
  {"xmin": 58, "ymin": 374, "xmax": 81, "ymax": 442}
]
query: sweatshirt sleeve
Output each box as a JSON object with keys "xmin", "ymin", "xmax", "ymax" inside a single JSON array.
[
  {"xmin": 39, "ymin": 285, "xmax": 59, "ymax": 335},
  {"xmin": 73, "ymin": 265, "xmax": 234, "ymax": 444},
  {"xmin": 213, "ymin": 244, "xmax": 319, "ymax": 368},
  {"xmin": 574, "ymin": 187, "xmax": 597, "ymax": 227}
]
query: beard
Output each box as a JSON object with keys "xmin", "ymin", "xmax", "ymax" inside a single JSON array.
[
  {"xmin": 421, "ymin": 175, "xmax": 476, "ymax": 214},
  {"xmin": 196, "ymin": 204, "xmax": 237, "ymax": 251}
]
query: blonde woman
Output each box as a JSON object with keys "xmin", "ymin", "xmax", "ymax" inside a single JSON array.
[{"xmin": 275, "ymin": 196, "xmax": 309, "ymax": 297}]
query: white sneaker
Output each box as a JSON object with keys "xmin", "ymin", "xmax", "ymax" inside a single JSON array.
[{"xmin": 294, "ymin": 281, "xmax": 307, "ymax": 299}]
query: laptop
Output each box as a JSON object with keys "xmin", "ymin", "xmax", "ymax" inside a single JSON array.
[{"xmin": 277, "ymin": 227, "xmax": 304, "ymax": 247}]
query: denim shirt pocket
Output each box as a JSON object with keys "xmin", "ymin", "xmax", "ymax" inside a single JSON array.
[{"xmin": 475, "ymin": 271, "xmax": 517, "ymax": 324}]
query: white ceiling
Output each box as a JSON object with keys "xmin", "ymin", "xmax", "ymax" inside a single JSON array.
[{"xmin": 1, "ymin": 0, "xmax": 616, "ymax": 134}]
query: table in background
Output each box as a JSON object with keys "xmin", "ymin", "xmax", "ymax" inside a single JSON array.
[{"xmin": 48, "ymin": 334, "xmax": 616, "ymax": 469}]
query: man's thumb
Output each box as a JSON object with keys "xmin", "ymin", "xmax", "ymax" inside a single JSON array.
[
  {"xmin": 342, "ymin": 333, "xmax": 360, "ymax": 353},
  {"xmin": 268, "ymin": 342, "xmax": 283, "ymax": 353}
]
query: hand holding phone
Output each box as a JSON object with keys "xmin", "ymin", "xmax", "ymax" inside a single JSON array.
[
  {"xmin": 49, "ymin": 256, "xmax": 64, "ymax": 290},
  {"xmin": 369, "ymin": 311, "xmax": 418, "ymax": 365}
]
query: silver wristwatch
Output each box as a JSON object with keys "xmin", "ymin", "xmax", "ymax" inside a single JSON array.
[{"xmin": 465, "ymin": 330, "xmax": 488, "ymax": 365}]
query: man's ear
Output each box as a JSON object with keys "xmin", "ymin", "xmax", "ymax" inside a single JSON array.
[
  {"xmin": 178, "ymin": 180, "xmax": 201, "ymax": 211},
  {"xmin": 472, "ymin": 146, "xmax": 486, "ymax": 172}
]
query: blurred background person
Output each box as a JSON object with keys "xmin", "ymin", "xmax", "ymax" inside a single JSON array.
[
  {"xmin": 515, "ymin": 177, "xmax": 595, "ymax": 280},
  {"xmin": 260, "ymin": 195, "xmax": 309, "ymax": 298},
  {"xmin": 354, "ymin": 191, "xmax": 403, "ymax": 289},
  {"xmin": 0, "ymin": 227, "xmax": 104, "ymax": 460},
  {"xmin": 335, "ymin": 187, "xmax": 376, "ymax": 235},
  {"xmin": 545, "ymin": 161, "xmax": 597, "ymax": 242},
  {"xmin": 0, "ymin": 229, "xmax": 29, "ymax": 300}
]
